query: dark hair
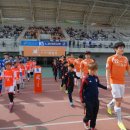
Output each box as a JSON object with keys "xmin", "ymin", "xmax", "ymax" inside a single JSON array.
[
  {"xmin": 9, "ymin": 55, "xmax": 13, "ymax": 57},
  {"xmin": 79, "ymin": 54, "xmax": 84, "ymax": 59},
  {"xmin": 5, "ymin": 61, "xmax": 12, "ymax": 66},
  {"xmin": 85, "ymin": 51, "xmax": 91, "ymax": 55},
  {"xmin": 63, "ymin": 61, "xmax": 68, "ymax": 65},
  {"xmin": 88, "ymin": 62, "xmax": 98, "ymax": 70},
  {"xmin": 69, "ymin": 64, "xmax": 74, "ymax": 68},
  {"xmin": 4, "ymin": 53, "xmax": 9, "ymax": 56},
  {"xmin": 113, "ymin": 42, "xmax": 125, "ymax": 49}
]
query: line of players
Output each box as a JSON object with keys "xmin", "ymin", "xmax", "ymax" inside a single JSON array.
[
  {"xmin": 52, "ymin": 43, "xmax": 130, "ymax": 130},
  {"xmin": 0, "ymin": 53, "xmax": 36, "ymax": 112},
  {"xmin": 52, "ymin": 51, "xmax": 94, "ymax": 92}
]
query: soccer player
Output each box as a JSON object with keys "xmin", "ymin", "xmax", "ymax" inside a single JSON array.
[
  {"xmin": 106, "ymin": 42, "xmax": 130, "ymax": 130},
  {"xmin": 12, "ymin": 61, "xmax": 20, "ymax": 93},
  {"xmin": 2, "ymin": 61, "xmax": 15, "ymax": 112},
  {"xmin": 67, "ymin": 53, "xmax": 75, "ymax": 65},
  {"xmin": 73, "ymin": 54, "xmax": 83, "ymax": 89},
  {"xmin": 80, "ymin": 51, "xmax": 94, "ymax": 78}
]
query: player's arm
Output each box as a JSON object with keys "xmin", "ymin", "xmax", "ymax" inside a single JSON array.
[
  {"xmin": 97, "ymin": 77, "xmax": 107, "ymax": 90},
  {"xmin": 79, "ymin": 78, "xmax": 88, "ymax": 103},
  {"xmin": 80, "ymin": 61, "xmax": 84, "ymax": 78},
  {"xmin": 126, "ymin": 60, "xmax": 130, "ymax": 75},
  {"xmin": 106, "ymin": 57, "xmax": 112, "ymax": 89}
]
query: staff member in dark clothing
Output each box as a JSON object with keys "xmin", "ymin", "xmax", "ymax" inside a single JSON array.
[
  {"xmin": 57, "ymin": 59, "xmax": 62, "ymax": 79},
  {"xmin": 65, "ymin": 64, "xmax": 80, "ymax": 107},
  {"xmin": 80, "ymin": 62, "xmax": 108, "ymax": 130},
  {"xmin": 52, "ymin": 59, "xmax": 58, "ymax": 82},
  {"xmin": 60, "ymin": 61, "xmax": 68, "ymax": 93}
]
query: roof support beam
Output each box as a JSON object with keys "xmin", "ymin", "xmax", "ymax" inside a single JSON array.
[
  {"xmin": 86, "ymin": 0, "xmax": 97, "ymax": 27},
  {"xmin": 0, "ymin": 9, "xmax": 3, "ymax": 24},
  {"xmin": 97, "ymin": 0, "xmax": 130, "ymax": 6},
  {"xmin": 56, "ymin": 0, "xmax": 61, "ymax": 25},
  {"xmin": 29, "ymin": 0, "xmax": 35, "ymax": 23},
  {"xmin": 82, "ymin": 5, "xmax": 90, "ymax": 27},
  {"xmin": 114, "ymin": 6, "xmax": 129, "ymax": 26}
]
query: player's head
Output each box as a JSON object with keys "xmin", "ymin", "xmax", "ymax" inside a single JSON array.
[
  {"xmin": 3, "ymin": 53, "xmax": 9, "ymax": 59},
  {"xmin": 68, "ymin": 64, "xmax": 74, "ymax": 71},
  {"xmin": 70, "ymin": 53, "xmax": 74, "ymax": 58},
  {"xmin": 9, "ymin": 55, "xmax": 13, "ymax": 60},
  {"xmin": 5, "ymin": 61, "xmax": 12, "ymax": 70},
  {"xmin": 13, "ymin": 61, "xmax": 17, "ymax": 67},
  {"xmin": 114, "ymin": 42, "xmax": 125, "ymax": 55},
  {"xmin": 79, "ymin": 54, "xmax": 84, "ymax": 59},
  {"xmin": 88, "ymin": 62, "xmax": 98, "ymax": 75},
  {"xmin": 85, "ymin": 51, "xmax": 91, "ymax": 59},
  {"xmin": 63, "ymin": 61, "xmax": 68, "ymax": 67}
]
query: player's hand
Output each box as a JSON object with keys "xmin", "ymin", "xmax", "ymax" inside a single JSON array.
[
  {"xmin": 82, "ymin": 103, "xmax": 86, "ymax": 107},
  {"xmin": 107, "ymin": 84, "xmax": 112, "ymax": 91}
]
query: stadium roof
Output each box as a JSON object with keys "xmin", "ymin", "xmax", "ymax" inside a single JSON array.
[{"xmin": 0, "ymin": 0, "xmax": 130, "ymax": 27}]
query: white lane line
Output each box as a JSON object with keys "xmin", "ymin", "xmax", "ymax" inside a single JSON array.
[{"xmin": 0, "ymin": 115, "xmax": 130, "ymax": 129}]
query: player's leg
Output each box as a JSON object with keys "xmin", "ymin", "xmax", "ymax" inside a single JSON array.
[{"xmin": 112, "ymin": 84, "xmax": 126, "ymax": 130}]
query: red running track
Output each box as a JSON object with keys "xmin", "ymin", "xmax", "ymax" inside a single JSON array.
[{"xmin": 0, "ymin": 76, "xmax": 130, "ymax": 130}]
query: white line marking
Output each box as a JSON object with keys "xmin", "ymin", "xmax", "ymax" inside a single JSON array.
[{"xmin": 0, "ymin": 115, "xmax": 130, "ymax": 129}]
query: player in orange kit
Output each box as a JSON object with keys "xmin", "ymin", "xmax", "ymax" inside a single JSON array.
[
  {"xmin": 12, "ymin": 61, "xmax": 20, "ymax": 94},
  {"xmin": 106, "ymin": 42, "xmax": 130, "ymax": 130},
  {"xmin": 2, "ymin": 61, "xmax": 15, "ymax": 112},
  {"xmin": 26, "ymin": 60, "xmax": 31, "ymax": 81},
  {"xmin": 18, "ymin": 61, "xmax": 26, "ymax": 88},
  {"xmin": 67, "ymin": 53, "xmax": 75, "ymax": 65},
  {"xmin": 80, "ymin": 51, "xmax": 94, "ymax": 79},
  {"xmin": 73, "ymin": 54, "xmax": 83, "ymax": 89}
]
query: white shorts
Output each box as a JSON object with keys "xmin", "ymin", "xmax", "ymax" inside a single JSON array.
[
  {"xmin": 5, "ymin": 86, "xmax": 14, "ymax": 93},
  {"xmin": 13, "ymin": 80, "xmax": 16, "ymax": 87},
  {"xmin": 111, "ymin": 84, "xmax": 125, "ymax": 98},
  {"xmin": 76, "ymin": 72, "xmax": 81, "ymax": 78},
  {"xmin": 16, "ymin": 79, "xmax": 21, "ymax": 84}
]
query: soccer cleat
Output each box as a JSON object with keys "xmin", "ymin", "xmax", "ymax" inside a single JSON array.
[
  {"xmin": 83, "ymin": 122, "xmax": 90, "ymax": 130},
  {"xmin": 107, "ymin": 105, "xmax": 112, "ymax": 115},
  {"xmin": 65, "ymin": 90, "xmax": 68, "ymax": 94},
  {"xmin": 118, "ymin": 122, "xmax": 127, "ymax": 130},
  {"xmin": 9, "ymin": 102, "xmax": 14, "ymax": 113},
  {"xmin": 70, "ymin": 102, "xmax": 74, "ymax": 107}
]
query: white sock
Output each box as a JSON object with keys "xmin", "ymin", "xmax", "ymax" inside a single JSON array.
[
  {"xmin": 108, "ymin": 99, "xmax": 115, "ymax": 108},
  {"xmin": 114, "ymin": 106, "xmax": 122, "ymax": 122}
]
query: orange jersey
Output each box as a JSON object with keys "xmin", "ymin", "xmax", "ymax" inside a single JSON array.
[
  {"xmin": 12, "ymin": 67, "xmax": 20, "ymax": 80},
  {"xmin": 18, "ymin": 65, "xmax": 26, "ymax": 76},
  {"xmin": 33, "ymin": 61, "xmax": 36, "ymax": 68},
  {"xmin": 73, "ymin": 59, "xmax": 83, "ymax": 72},
  {"xmin": 80, "ymin": 58, "xmax": 94, "ymax": 75},
  {"xmin": 67, "ymin": 57, "xmax": 75, "ymax": 65},
  {"xmin": 106, "ymin": 54, "xmax": 129, "ymax": 84},
  {"xmin": 3, "ymin": 70, "xmax": 14, "ymax": 87},
  {"xmin": 26, "ymin": 63, "xmax": 31, "ymax": 71}
]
